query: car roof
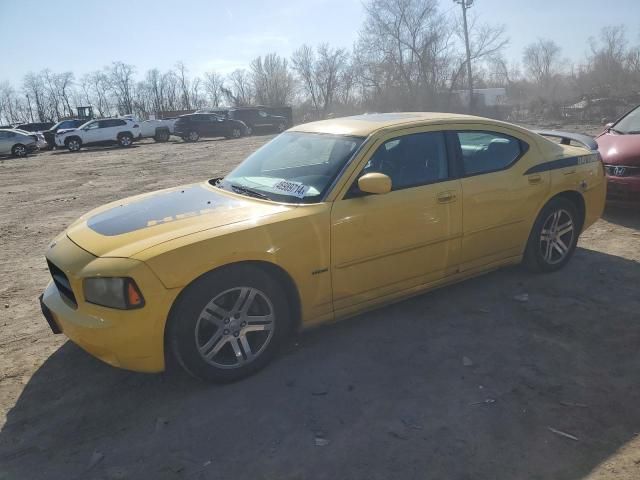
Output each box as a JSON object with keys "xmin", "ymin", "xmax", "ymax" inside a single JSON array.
[{"xmin": 289, "ymin": 112, "xmax": 523, "ymax": 137}]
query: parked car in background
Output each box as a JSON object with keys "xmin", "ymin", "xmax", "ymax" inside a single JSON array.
[
  {"xmin": 228, "ymin": 107, "xmax": 288, "ymax": 135},
  {"xmin": 43, "ymin": 119, "xmax": 90, "ymax": 149},
  {"xmin": 15, "ymin": 121, "xmax": 55, "ymax": 132},
  {"xmin": 14, "ymin": 129, "xmax": 47, "ymax": 149},
  {"xmin": 137, "ymin": 118, "xmax": 177, "ymax": 142},
  {"xmin": 0, "ymin": 129, "xmax": 38, "ymax": 157},
  {"xmin": 173, "ymin": 113, "xmax": 248, "ymax": 142},
  {"xmin": 55, "ymin": 118, "xmax": 140, "ymax": 152},
  {"xmin": 597, "ymin": 104, "xmax": 640, "ymax": 205}
]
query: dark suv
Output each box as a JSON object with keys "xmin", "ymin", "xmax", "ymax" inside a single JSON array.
[
  {"xmin": 15, "ymin": 122, "xmax": 55, "ymax": 132},
  {"xmin": 173, "ymin": 113, "xmax": 248, "ymax": 142},
  {"xmin": 42, "ymin": 119, "xmax": 90, "ymax": 149},
  {"xmin": 228, "ymin": 108, "xmax": 289, "ymax": 134}
]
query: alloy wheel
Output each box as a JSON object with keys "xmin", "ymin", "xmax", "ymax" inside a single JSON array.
[
  {"xmin": 539, "ymin": 209, "xmax": 574, "ymax": 265},
  {"xmin": 194, "ymin": 287, "xmax": 275, "ymax": 369},
  {"xmin": 14, "ymin": 145, "xmax": 26, "ymax": 157},
  {"xmin": 188, "ymin": 131, "xmax": 199, "ymax": 141}
]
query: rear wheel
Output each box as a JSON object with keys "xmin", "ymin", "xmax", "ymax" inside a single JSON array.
[
  {"xmin": 167, "ymin": 265, "xmax": 291, "ymax": 382},
  {"xmin": 185, "ymin": 131, "xmax": 200, "ymax": 142},
  {"xmin": 524, "ymin": 197, "xmax": 579, "ymax": 273},
  {"xmin": 230, "ymin": 127, "xmax": 242, "ymax": 139},
  {"xmin": 65, "ymin": 137, "xmax": 82, "ymax": 152},
  {"xmin": 11, "ymin": 144, "xmax": 27, "ymax": 157},
  {"xmin": 118, "ymin": 133, "xmax": 133, "ymax": 147},
  {"xmin": 277, "ymin": 123, "xmax": 286, "ymax": 133}
]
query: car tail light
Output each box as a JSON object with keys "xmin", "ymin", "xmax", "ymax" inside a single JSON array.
[{"xmin": 133, "ymin": 124, "xmax": 139, "ymax": 128}]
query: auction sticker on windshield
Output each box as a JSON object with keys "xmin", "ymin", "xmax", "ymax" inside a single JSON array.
[{"xmin": 272, "ymin": 180, "xmax": 310, "ymax": 199}]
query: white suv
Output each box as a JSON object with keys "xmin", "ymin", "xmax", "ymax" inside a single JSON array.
[{"xmin": 55, "ymin": 118, "xmax": 141, "ymax": 152}]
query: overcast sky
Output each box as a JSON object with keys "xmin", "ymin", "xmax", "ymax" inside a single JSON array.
[{"xmin": 1, "ymin": 0, "xmax": 639, "ymax": 85}]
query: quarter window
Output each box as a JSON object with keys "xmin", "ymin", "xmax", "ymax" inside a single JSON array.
[
  {"xmin": 359, "ymin": 131, "xmax": 449, "ymax": 191},
  {"xmin": 456, "ymin": 131, "xmax": 525, "ymax": 175}
]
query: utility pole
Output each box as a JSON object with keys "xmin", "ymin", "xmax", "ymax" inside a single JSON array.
[{"xmin": 454, "ymin": 0, "xmax": 474, "ymax": 113}]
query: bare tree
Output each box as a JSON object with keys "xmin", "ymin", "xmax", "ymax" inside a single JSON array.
[
  {"xmin": 175, "ymin": 61, "xmax": 191, "ymax": 110},
  {"xmin": 203, "ymin": 71, "xmax": 225, "ymax": 107},
  {"xmin": 250, "ymin": 53, "xmax": 295, "ymax": 106},
  {"xmin": 23, "ymin": 73, "xmax": 47, "ymax": 121},
  {"xmin": 523, "ymin": 39, "xmax": 562, "ymax": 85},
  {"xmin": 292, "ymin": 44, "xmax": 347, "ymax": 116},
  {"xmin": 222, "ymin": 69, "xmax": 253, "ymax": 106},
  {"xmin": 108, "ymin": 62, "xmax": 136, "ymax": 114}
]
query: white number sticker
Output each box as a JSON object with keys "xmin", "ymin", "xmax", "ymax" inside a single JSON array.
[{"xmin": 272, "ymin": 180, "xmax": 310, "ymax": 199}]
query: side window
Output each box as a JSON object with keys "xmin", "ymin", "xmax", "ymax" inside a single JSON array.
[
  {"xmin": 258, "ymin": 111, "xmax": 268, "ymax": 118},
  {"xmin": 114, "ymin": 119, "xmax": 127, "ymax": 127},
  {"xmin": 85, "ymin": 122, "xmax": 99, "ymax": 130},
  {"xmin": 0, "ymin": 131, "xmax": 7, "ymax": 139},
  {"xmin": 358, "ymin": 131, "xmax": 449, "ymax": 192},
  {"xmin": 456, "ymin": 131, "xmax": 525, "ymax": 175}
]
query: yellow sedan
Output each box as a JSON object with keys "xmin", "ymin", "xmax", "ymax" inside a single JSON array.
[{"xmin": 40, "ymin": 113, "xmax": 606, "ymax": 382}]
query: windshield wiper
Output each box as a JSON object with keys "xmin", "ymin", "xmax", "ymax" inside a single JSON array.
[
  {"xmin": 609, "ymin": 127, "xmax": 625, "ymax": 134},
  {"xmin": 230, "ymin": 184, "xmax": 271, "ymax": 200}
]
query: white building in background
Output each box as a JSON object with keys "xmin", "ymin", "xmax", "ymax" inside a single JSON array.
[{"xmin": 454, "ymin": 87, "xmax": 507, "ymax": 107}]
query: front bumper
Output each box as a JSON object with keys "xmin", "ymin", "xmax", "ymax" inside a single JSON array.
[
  {"xmin": 40, "ymin": 235, "xmax": 180, "ymax": 373},
  {"xmin": 606, "ymin": 175, "xmax": 640, "ymax": 203}
]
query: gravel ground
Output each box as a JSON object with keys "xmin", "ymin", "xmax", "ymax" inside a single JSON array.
[{"xmin": 0, "ymin": 131, "xmax": 639, "ymax": 480}]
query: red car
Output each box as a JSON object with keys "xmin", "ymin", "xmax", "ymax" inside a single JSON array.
[{"xmin": 596, "ymin": 105, "xmax": 640, "ymax": 205}]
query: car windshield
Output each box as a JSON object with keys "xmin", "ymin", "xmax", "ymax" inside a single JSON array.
[
  {"xmin": 613, "ymin": 106, "xmax": 640, "ymax": 134},
  {"xmin": 219, "ymin": 132, "xmax": 364, "ymax": 204}
]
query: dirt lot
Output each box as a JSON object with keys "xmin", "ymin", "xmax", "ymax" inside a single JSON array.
[{"xmin": 1, "ymin": 133, "xmax": 639, "ymax": 480}]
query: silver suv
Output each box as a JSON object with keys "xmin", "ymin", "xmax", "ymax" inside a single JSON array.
[{"xmin": 0, "ymin": 129, "xmax": 38, "ymax": 157}]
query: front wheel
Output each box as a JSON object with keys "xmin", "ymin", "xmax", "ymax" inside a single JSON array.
[
  {"xmin": 167, "ymin": 265, "xmax": 291, "ymax": 382},
  {"xmin": 65, "ymin": 137, "xmax": 82, "ymax": 152},
  {"xmin": 277, "ymin": 123, "xmax": 286, "ymax": 133},
  {"xmin": 524, "ymin": 197, "xmax": 580, "ymax": 273},
  {"xmin": 230, "ymin": 127, "xmax": 242, "ymax": 139},
  {"xmin": 118, "ymin": 133, "xmax": 133, "ymax": 147}
]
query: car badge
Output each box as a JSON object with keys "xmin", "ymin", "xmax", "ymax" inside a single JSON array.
[{"xmin": 613, "ymin": 166, "xmax": 626, "ymax": 176}]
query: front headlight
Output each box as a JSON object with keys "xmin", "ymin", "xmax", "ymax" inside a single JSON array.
[{"xmin": 83, "ymin": 277, "xmax": 145, "ymax": 310}]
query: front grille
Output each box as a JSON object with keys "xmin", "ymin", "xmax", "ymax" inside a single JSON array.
[
  {"xmin": 47, "ymin": 260, "xmax": 77, "ymax": 308},
  {"xmin": 605, "ymin": 165, "xmax": 640, "ymax": 177}
]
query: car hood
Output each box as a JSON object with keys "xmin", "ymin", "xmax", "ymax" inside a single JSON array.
[
  {"xmin": 596, "ymin": 132, "xmax": 640, "ymax": 166},
  {"xmin": 66, "ymin": 182, "xmax": 292, "ymax": 258},
  {"xmin": 57, "ymin": 128, "xmax": 77, "ymax": 135}
]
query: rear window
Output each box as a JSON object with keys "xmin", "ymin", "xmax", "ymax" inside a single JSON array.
[{"xmin": 456, "ymin": 131, "xmax": 527, "ymax": 175}]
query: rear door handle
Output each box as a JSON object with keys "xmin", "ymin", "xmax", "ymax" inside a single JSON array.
[
  {"xmin": 528, "ymin": 174, "xmax": 542, "ymax": 185},
  {"xmin": 437, "ymin": 191, "xmax": 457, "ymax": 203}
]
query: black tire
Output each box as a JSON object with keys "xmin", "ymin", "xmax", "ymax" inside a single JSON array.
[
  {"xmin": 11, "ymin": 144, "xmax": 28, "ymax": 157},
  {"xmin": 154, "ymin": 129, "xmax": 170, "ymax": 142},
  {"xmin": 185, "ymin": 131, "xmax": 200, "ymax": 142},
  {"xmin": 277, "ymin": 123, "xmax": 286, "ymax": 133},
  {"xmin": 65, "ymin": 137, "xmax": 82, "ymax": 152},
  {"xmin": 167, "ymin": 264, "xmax": 291, "ymax": 383},
  {"xmin": 118, "ymin": 133, "xmax": 133, "ymax": 147},
  {"xmin": 523, "ymin": 197, "xmax": 580, "ymax": 273},
  {"xmin": 228, "ymin": 127, "xmax": 242, "ymax": 139}
]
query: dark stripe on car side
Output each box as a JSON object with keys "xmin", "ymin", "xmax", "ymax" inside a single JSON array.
[{"xmin": 524, "ymin": 154, "xmax": 598, "ymax": 175}]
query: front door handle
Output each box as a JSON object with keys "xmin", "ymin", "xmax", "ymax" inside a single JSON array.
[
  {"xmin": 437, "ymin": 191, "xmax": 457, "ymax": 203},
  {"xmin": 528, "ymin": 174, "xmax": 542, "ymax": 185}
]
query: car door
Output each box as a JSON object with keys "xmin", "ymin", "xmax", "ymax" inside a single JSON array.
[
  {"xmin": 0, "ymin": 131, "xmax": 11, "ymax": 154},
  {"xmin": 81, "ymin": 121, "xmax": 102, "ymax": 144},
  {"xmin": 331, "ymin": 128, "xmax": 463, "ymax": 315},
  {"xmin": 210, "ymin": 115, "xmax": 227, "ymax": 137},
  {"xmin": 452, "ymin": 127, "xmax": 550, "ymax": 270}
]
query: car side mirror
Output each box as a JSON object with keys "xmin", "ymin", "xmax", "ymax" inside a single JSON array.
[
  {"xmin": 604, "ymin": 122, "xmax": 614, "ymax": 129},
  {"xmin": 358, "ymin": 173, "xmax": 392, "ymax": 195}
]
